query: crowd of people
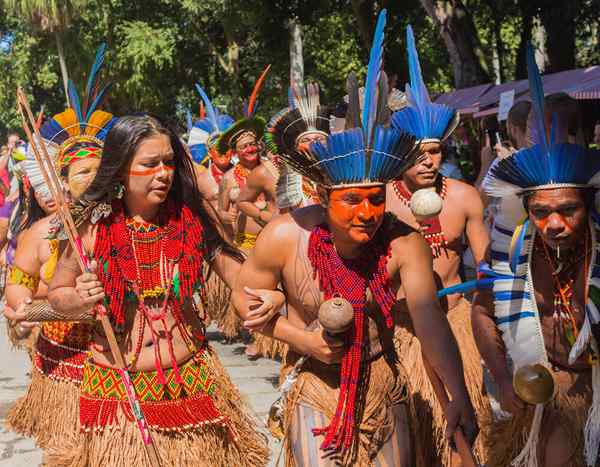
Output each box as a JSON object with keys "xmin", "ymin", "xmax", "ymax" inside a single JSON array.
[{"xmin": 0, "ymin": 9, "xmax": 599, "ymax": 467}]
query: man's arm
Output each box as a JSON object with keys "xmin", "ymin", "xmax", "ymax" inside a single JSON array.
[
  {"xmin": 395, "ymin": 233, "xmax": 477, "ymax": 440},
  {"xmin": 472, "ymin": 288, "xmax": 525, "ymax": 414},
  {"xmin": 217, "ymin": 175, "xmax": 238, "ymax": 226},
  {"xmin": 237, "ymin": 166, "xmax": 274, "ymax": 226},
  {"xmin": 231, "ymin": 216, "xmax": 343, "ymax": 363},
  {"xmin": 463, "ymin": 185, "xmax": 490, "ymax": 265}
]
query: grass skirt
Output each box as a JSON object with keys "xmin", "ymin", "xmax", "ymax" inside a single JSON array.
[
  {"xmin": 394, "ymin": 297, "xmax": 488, "ymax": 466},
  {"xmin": 483, "ymin": 367, "xmax": 592, "ymax": 467},
  {"xmin": 282, "ymin": 350, "xmax": 410, "ymax": 466},
  {"xmin": 5, "ymin": 326, "xmax": 88, "ymax": 451},
  {"xmin": 46, "ymin": 346, "xmax": 269, "ymax": 467}
]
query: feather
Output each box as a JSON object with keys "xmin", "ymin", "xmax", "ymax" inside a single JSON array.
[
  {"xmin": 195, "ymin": 84, "xmax": 220, "ymax": 134},
  {"xmin": 345, "ymin": 72, "xmax": 361, "ymax": 130},
  {"xmin": 569, "ymin": 312, "xmax": 591, "ymax": 364},
  {"xmin": 85, "ymin": 83, "xmax": 112, "ymax": 122},
  {"xmin": 288, "ymin": 86, "xmax": 296, "ymax": 109},
  {"xmin": 68, "ymin": 79, "xmax": 84, "ymax": 124},
  {"xmin": 406, "ymin": 25, "xmax": 430, "ymax": 111},
  {"xmin": 40, "ymin": 118, "xmax": 66, "ymax": 143},
  {"xmin": 85, "ymin": 110, "xmax": 115, "ymax": 137},
  {"xmin": 83, "ymin": 43, "xmax": 107, "ymax": 118},
  {"xmin": 362, "ymin": 9, "xmax": 386, "ymax": 148},
  {"xmin": 53, "ymin": 109, "xmax": 80, "ymax": 139},
  {"xmin": 526, "ymin": 43, "xmax": 548, "ymax": 152},
  {"xmin": 247, "ymin": 65, "xmax": 271, "ymax": 117},
  {"xmin": 276, "ymin": 165, "xmax": 304, "ymax": 209},
  {"xmin": 95, "ymin": 116, "xmax": 117, "ymax": 141},
  {"xmin": 376, "ymin": 70, "xmax": 390, "ymax": 126}
]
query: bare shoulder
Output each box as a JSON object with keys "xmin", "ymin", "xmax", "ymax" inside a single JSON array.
[
  {"xmin": 445, "ymin": 177, "xmax": 481, "ymax": 201},
  {"xmin": 389, "ymin": 220, "xmax": 432, "ymax": 269},
  {"xmin": 256, "ymin": 206, "xmax": 324, "ymax": 252},
  {"xmin": 19, "ymin": 215, "xmax": 53, "ymax": 246}
]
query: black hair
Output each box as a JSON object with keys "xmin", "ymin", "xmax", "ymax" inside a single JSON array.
[
  {"xmin": 522, "ymin": 187, "xmax": 595, "ymax": 212},
  {"xmin": 9, "ymin": 183, "xmax": 46, "ymax": 236},
  {"xmin": 81, "ymin": 114, "xmax": 243, "ymax": 262}
]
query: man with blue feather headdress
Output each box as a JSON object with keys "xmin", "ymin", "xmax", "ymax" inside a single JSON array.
[
  {"xmin": 388, "ymin": 25, "xmax": 490, "ymax": 466},
  {"xmin": 472, "ymin": 45, "xmax": 600, "ymax": 467},
  {"xmin": 232, "ymin": 10, "xmax": 477, "ymax": 466}
]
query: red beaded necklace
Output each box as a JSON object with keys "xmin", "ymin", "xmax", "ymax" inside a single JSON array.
[
  {"xmin": 392, "ymin": 176, "xmax": 448, "ymax": 258},
  {"xmin": 233, "ymin": 164, "xmax": 250, "ymax": 188},
  {"xmin": 210, "ymin": 163, "xmax": 226, "ymax": 185}
]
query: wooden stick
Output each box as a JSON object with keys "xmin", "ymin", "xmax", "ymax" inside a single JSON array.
[
  {"xmin": 422, "ymin": 356, "xmax": 479, "ymax": 467},
  {"xmin": 16, "ymin": 88, "xmax": 162, "ymax": 467}
]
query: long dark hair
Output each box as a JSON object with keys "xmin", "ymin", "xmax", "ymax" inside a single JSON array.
[
  {"xmin": 81, "ymin": 114, "xmax": 242, "ymax": 262},
  {"xmin": 9, "ymin": 183, "xmax": 46, "ymax": 236}
]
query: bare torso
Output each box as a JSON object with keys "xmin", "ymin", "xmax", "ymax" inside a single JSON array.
[
  {"xmin": 279, "ymin": 207, "xmax": 410, "ymax": 359},
  {"xmin": 221, "ymin": 167, "xmax": 265, "ymax": 237},
  {"xmin": 387, "ymin": 177, "xmax": 476, "ymax": 310},
  {"xmin": 531, "ymin": 239, "xmax": 590, "ymax": 372}
]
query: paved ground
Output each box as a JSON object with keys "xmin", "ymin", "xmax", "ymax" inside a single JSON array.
[{"xmin": 0, "ymin": 320, "xmax": 283, "ymax": 466}]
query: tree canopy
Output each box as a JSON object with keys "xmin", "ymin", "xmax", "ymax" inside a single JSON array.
[{"xmin": 1, "ymin": 0, "xmax": 599, "ymax": 137}]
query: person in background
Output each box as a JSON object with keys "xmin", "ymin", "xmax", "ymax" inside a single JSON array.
[{"xmin": 593, "ymin": 121, "xmax": 600, "ymax": 148}]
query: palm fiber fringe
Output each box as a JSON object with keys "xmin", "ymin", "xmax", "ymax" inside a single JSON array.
[
  {"xmin": 5, "ymin": 364, "xmax": 80, "ymax": 451},
  {"xmin": 282, "ymin": 350, "xmax": 412, "ymax": 466},
  {"xmin": 6, "ymin": 320, "xmax": 39, "ymax": 355},
  {"xmin": 46, "ymin": 346, "xmax": 269, "ymax": 467},
  {"xmin": 202, "ymin": 265, "xmax": 232, "ymax": 324},
  {"xmin": 254, "ymin": 333, "xmax": 288, "ymax": 360},
  {"xmin": 394, "ymin": 298, "xmax": 488, "ymax": 466},
  {"xmin": 483, "ymin": 367, "xmax": 592, "ymax": 467}
]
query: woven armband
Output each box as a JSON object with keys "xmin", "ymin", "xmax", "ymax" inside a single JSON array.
[
  {"xmin": 7, "ymin": 265, "xmax": 40, "ymax": 292},
  {"xmin": 25, "ymin": 300, "xmax": 94, "ymax": 322}
]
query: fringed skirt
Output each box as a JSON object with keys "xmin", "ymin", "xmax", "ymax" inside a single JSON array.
[
  {"xmin": 202, "ymin": 265, "xmax": 243, "ymax": 340},
  {"xmin": 6, "ymin": 322, "xmax": 90, "ymax": 450},
  {"xmin": 394, "ymin": 297, "xmax": 488, "ymax": 466},
  {"xmin": 282, "ymin": 350, "xmax": 410, "ymax": 466},
  {"xmin": 46, "ymin": 345, "xmax": 269, "ymax": 467},
  {"xmin": 483, "ymin": 367, "xmax": 593, "ymax": 467},
  {"xmin": 254, "ymin": 333, "xmax": 288, "ymax": 360}
]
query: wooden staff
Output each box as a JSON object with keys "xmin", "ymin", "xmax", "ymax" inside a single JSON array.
[
  {"xmin": 16, "ymin": 87, "xmax": 162, "ymax": 467},
  {"xmin": 421, "ymin": 357, "xmax": 479, "ymax": 467}
]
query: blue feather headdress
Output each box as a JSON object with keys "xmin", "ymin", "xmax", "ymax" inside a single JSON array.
[
  {"xmin": 483, "ymin": 44, "xmax": 600, "ymax": 198},
  {"xmin": 391, "ymin": 26, "xmax": 459, "ymax": 143},
  {"xmin": 290, "ymin": 10, "xmax": 416, "ymax": 188},
  {"xmin": 187, "ymin": 84, "xmax": 235, "ymax": 164},
  {"xmin": 37, "ymin": 43, "xmax": 116, "ymax": 169}
]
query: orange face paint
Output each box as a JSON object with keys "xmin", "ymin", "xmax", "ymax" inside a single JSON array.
[
  {"xmin": 328, "ymin": 186, "xmax": 386, "ymax": 244},
  {"xmin": 129, "ymin": 165, "xmax": 175, "ymax": 177}
]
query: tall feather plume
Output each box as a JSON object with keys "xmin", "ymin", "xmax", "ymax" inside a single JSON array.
[
  {"xmin": 83, "ymin": 43, "xmax": 107, "ymax": 118},
  {"xmin": 85, "ymin": 83, "xmax": 112, "ymax": 122},
  {"xmin": 68, "ymin": 79, "xmax": 83, "ymax": 123},
  {"xmin": 288, "ymin": 86, "xmax": 296, "ymax": 109},
  {"xmin": 246, "ymin": 65, "xmax": 271, "ymax": 117},
  {"xmin": 376, "ymin": 70, "xmax": 390, "ymax": 126},
  {"xmin": 362, "ymin": 9, "xmax": 387, "ymax": 148},
  {"xmin": 406, "ymin": 25, "xmax": 430, "ymax": 112},
  {"xmin": 345, "ymin": 72, "xmax": 361, "ymax": 130},
  {"xmin": 195, "ymin": 84, "xmax": 219, "ymax": 134},
  {"xmin": 526, "ymin": 43, "xmax": 548, "ymax": 152}
]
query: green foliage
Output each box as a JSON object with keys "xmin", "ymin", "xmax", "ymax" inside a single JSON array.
[{"xmin": 0, "ymin": 0, "xmax": 599, "ymax": 141}]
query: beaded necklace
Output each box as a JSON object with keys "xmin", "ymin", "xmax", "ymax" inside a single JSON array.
[
  {"xmin": 233, "ymin": 164, "xmax": 250, "ymax": 188},
  {"xmin": 537, "ymin": 231, "xmax": 591, "ymax": 359},
  {"xmin": 210, "ymin": 163, "xmax": 226, "ymax": 185},
  {"xmin": 392, "ymin": 176, "xmax": 448, "ymax": 258}
]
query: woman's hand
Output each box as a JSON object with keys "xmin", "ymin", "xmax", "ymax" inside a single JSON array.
[
  {"xmin": 75, "ymin": 260, "xmax": 105, "ymax": 311},
  {"xmin": 3, "ymin": 300, "xmax": 37, "ymax": 336},
  {"xmin": 242, "ymin": 286, "xmax": 285, "ymax": 331}
]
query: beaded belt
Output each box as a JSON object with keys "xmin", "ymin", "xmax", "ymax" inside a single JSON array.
[{"xmin": 79, "ymin": 349, "xmax": 226, "ymax": 432}]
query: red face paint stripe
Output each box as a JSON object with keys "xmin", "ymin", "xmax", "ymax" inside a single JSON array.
[{"xmin": 129, "ymin": 166, "xmax": 175, "ymax": 176}]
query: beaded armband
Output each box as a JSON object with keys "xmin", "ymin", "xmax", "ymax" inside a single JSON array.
[{"xmin": 7, "ymin": 265, "xmax": 40, "ymax": 292}]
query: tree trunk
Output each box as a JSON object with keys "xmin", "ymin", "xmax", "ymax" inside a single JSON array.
[
  {"xmin": 540, "ymin": 3, "xmax": 576, "ymax": 73},
  {"xmin": 55, "ymin": 31, "xmax": 70, "ymax": 107},
  {"xmin": 514, "ymin": 9, "xmax": 533, "ymax": 80},
  {"xmin": 350, "ymin": 0, "xmax": 374, "ymax": 51},
  {"xmin": 419, "ymin": 0, "xmax": 491, "ymax": 88},
  {"xmin": 289, "ymin": 19, "xmax": 304, "ymax": 90}
]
